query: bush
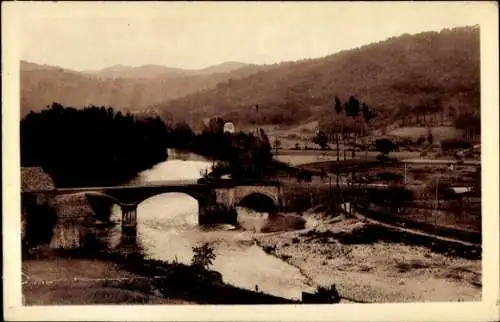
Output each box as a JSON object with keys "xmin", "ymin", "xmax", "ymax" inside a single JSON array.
[
  {"xmin": 376, "ymin": 172, "xmax": 403, "ymax": 182},
  {"xmin": 191, "ymin": 242, "xmax": 216, "ymax": 271},
  {"xmin": 296, "ymin": 170, "xmax": 313, "ymax": 183},
  {"xmin": 375, "ymin": 138, "xmax": 397, "ymax": 155},
  {"xmin": 303, "ymin": 284, "xmax": 341, "ymax": 303},
  {"xmin": 376, "ymin": 154, "xmax": 391, "ymax": 163}
]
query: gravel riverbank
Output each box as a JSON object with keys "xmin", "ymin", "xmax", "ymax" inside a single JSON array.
[{"xmin": 255, "ymin": 213, "xmax": 482, "ymax": 303}]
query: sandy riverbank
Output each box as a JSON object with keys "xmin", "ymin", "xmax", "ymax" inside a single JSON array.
[{"xmin": 255, "ymin": 213, "xmax": 482, "ymax": 303}]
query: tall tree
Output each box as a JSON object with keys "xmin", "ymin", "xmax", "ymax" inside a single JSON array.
[
  {"xmin": 346, "ymin": 96, "xmax": 360, "ymax": 159},
  {"xmin": 334, "ymin": 96, "xmax": 342, "ymax": 115},
  {"xmin": 273, "ymin": 138, "xmax": 281, "ymax": 154},
  {"xmin": 427, "ymin": 127, "xmax": 434, "ymax": 145},
  {"xmin": 346, "ymin": 96, "xmax": 360, "ymax": 117},
  {"xmin": 361, "ymin": 103, "xmax": 374, "ymax": 160}
]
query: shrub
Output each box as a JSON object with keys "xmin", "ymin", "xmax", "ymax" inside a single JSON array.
[
  {"xmin": 312, "ymin": 131, "xmax": 329, "ymax": 149},
  {"xmin": 296, "ymin": 170, "xmax": 313, "ymax": 183},
  {"xmin": 191, "ymin": 242, "xmax": 216, "ymax": 271},
  {"xmin": 303, "ymin": 284, "xmax": 341, "ymax": 303},
  {"xmin": 376, "ymin": 172, "xmax": 403, "ymax": 182},
  {"xmin": 374, "ymin": 138, "xmax": 397, "ymax": 155},
  {"xmin": 376, "ymin": 154, "xmax": 391, "ymax": 163}
]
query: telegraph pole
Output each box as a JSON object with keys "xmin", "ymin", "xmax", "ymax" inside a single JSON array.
[
  {"xmin": 335, "ymin": 128, "xmax": 341, "ymax": 215},
  {"xmin": 404, "ymin": 162, "xmax": 407, "ymax": 185}
]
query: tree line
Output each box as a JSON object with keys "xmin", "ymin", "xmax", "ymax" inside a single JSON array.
[
  {"xmin": 314, "ymin": 95, "xmax": 374, "ymax": 157},
  {"xmin": 170, "ymin": 115, "xmax": 273, "ymax": 179},
  {"xmin": 21, "ymin": 103, "xmax": 273, "ymax": 187}
]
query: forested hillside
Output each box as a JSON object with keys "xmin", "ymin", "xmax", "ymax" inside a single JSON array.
[
  {"xmin": 156, "ymin": 26, "xmax": 479, "ymax": 128},
  {"xmin": 20, "ymin": 61, "xmax": 272, "ymax": 116}
]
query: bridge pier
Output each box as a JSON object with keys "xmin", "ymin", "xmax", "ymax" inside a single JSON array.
[
  {"xmin": 121, "ymin": 204, "xmax": 138, "ymax": 246},
  {"xmin": 198, "ymin": 201, "xmax": 209, "ymax": 225}
]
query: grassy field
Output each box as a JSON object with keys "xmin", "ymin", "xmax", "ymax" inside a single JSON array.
[
  {"xmin": 274, "ymin": 150, "xmax": 425, "ymax": 166},
  {"xmin": 388, "ymin": 126, "xmax": 462, "ymax": 142},
  {"xmin": 273, "ymin": 154, "xmax": 481, "ymax": 236}
]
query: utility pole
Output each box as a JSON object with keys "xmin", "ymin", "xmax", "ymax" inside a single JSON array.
[
  {"xmin": 336, "ymin": 131, "xmax": 340, "ymax": 215},
  {"xmin": 434, "ymin": 174, "xmax": 440, "ymax": 233},
  {"xmin": 404, "ymin": 162, "xmax": 407, "ymax": 185}
]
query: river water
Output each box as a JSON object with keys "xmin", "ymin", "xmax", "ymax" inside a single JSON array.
[{"xmin": 106, "ymin": 150, "xmax": 315, "ymax": 300}]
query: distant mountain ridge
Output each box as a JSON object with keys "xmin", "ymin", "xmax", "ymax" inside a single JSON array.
[
  {"xmin": 82, "ymin": 61, "xmax": 251, "ymax": 79},
  {"xmin": 20, "ymin": 60, "xmax": 270, "ymax": 116}
]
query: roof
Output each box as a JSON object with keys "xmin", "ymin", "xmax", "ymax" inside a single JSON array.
[
  {"xmin": 450, "ymin": 186, "xmax": 473, "ymax": 194},
  {"xmin": 21, "ymin": 167, "xmax": 55, "ymax": 192}
]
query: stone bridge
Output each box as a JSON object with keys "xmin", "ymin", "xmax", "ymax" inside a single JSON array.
[{"xmin": 22, "ymin": 179, "xmax": 282, "ymax": 247}]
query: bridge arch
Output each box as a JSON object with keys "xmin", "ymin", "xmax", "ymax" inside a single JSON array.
[
  {"xmin": 237, "ymin": 192, "xmax": 279, "ymax": 213},
  {"xmin": 85, "ymin": 191, "xmax": 123, "ymax": 206},
  {"xmin": 133, "ymin": 192, "xmax": 205, "ymax": 227},
  {"xmin": 135, "ymin": 190, "xmax": 210, "ymax": 208},
  {"xmin": 88, "ymin": 189, "xmax": 214, "ymax": 227}
]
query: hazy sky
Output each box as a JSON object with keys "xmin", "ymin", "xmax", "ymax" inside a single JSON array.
[{"xmin": 12, "ymin": 2, "xmax": 491, "ymax": 71}]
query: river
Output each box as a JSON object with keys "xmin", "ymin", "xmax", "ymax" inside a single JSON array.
[{"xmin": 105, "ymin": 150, "xmax": 315, "ymax": 300}]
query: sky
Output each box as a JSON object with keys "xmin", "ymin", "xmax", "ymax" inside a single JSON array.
[{"xmin": 10, "ymin": 1, "xmax": 492, "ymax": 71}]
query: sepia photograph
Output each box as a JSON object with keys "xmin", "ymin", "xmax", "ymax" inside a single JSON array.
[{"xmin": 3, "ymin": 1, "xmax": 499, "ymax": 321}]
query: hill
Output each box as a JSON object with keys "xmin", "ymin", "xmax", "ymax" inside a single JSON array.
[
  {"xmin": 155, "ymin": 26, "xmax": 480, "ymax": 128},
  {"xmin": 82, "ymin": 62, "xmax": 250, "ymax": 79},
  {"xmin": 82, "ymin": 64, "xmax": 189, "ymax": 79},
  {"xmin": 20, "ymin": 61, "xmax": 269, "ymax": 116}
]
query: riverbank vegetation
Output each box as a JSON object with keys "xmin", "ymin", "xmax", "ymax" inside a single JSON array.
[
  {"xmin": 21, "ymin": 103, "xmax": 169, "ymax": 187},
  {"xmin": 21, "ymin": 103, "xmax": 274, "ymax": 187},
  {"xmin": 23, "ymin": 244, "xmax": 298, "ymax": 305}
]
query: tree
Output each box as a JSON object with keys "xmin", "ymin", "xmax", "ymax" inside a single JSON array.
[
  {"xmin": 273, "ymin": 138, "xmax": 281, "ymax": 153},
  {"xmin": 346, "ymin": 96, "xmax": 360, "ymax": 117},
  {"xmin": 191, "ymin": 242, "xmax": 216, "ymax": 271},
  {"xmin": 361, "ymin": 103, "xmax": 374, "ymax": 160},
  {"xmin": 345, "ymin": 96, "xmax": 361, "ymax": 159},
  {"xmin": 343, "ymin": 102, "xmax": 350, "ymax": 118},
  {"xmin": 206, "ymin": 116, "xmax": 225, "ymax": 134},
  {"xmin": 362, "ymin": 103, "xmax": 373, "ymax": 124},
  {"xmin": 21, "ymin": 103, "xmax": 169, "ymax": 187},
  {"xmin": 375, "ymin": 138, "xmax": 397, "ymax": 155},
  {"xmin": 427, "ymin": 127, "xmax": 434, "ymax": 145},
  {"xmin": 453, "ymin": 111, "xmax": 480, "ymax": 141},
  {"xmin": 313, "ymin": 131, "xmax": 329, "ymax": 149},
  {"xmin": 334, "ymin": 96, "xmax": 342, "ymax": 115},
  {"xmin": 171, "ymin": 121, "xmax": 195, "ymax": 149}
]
